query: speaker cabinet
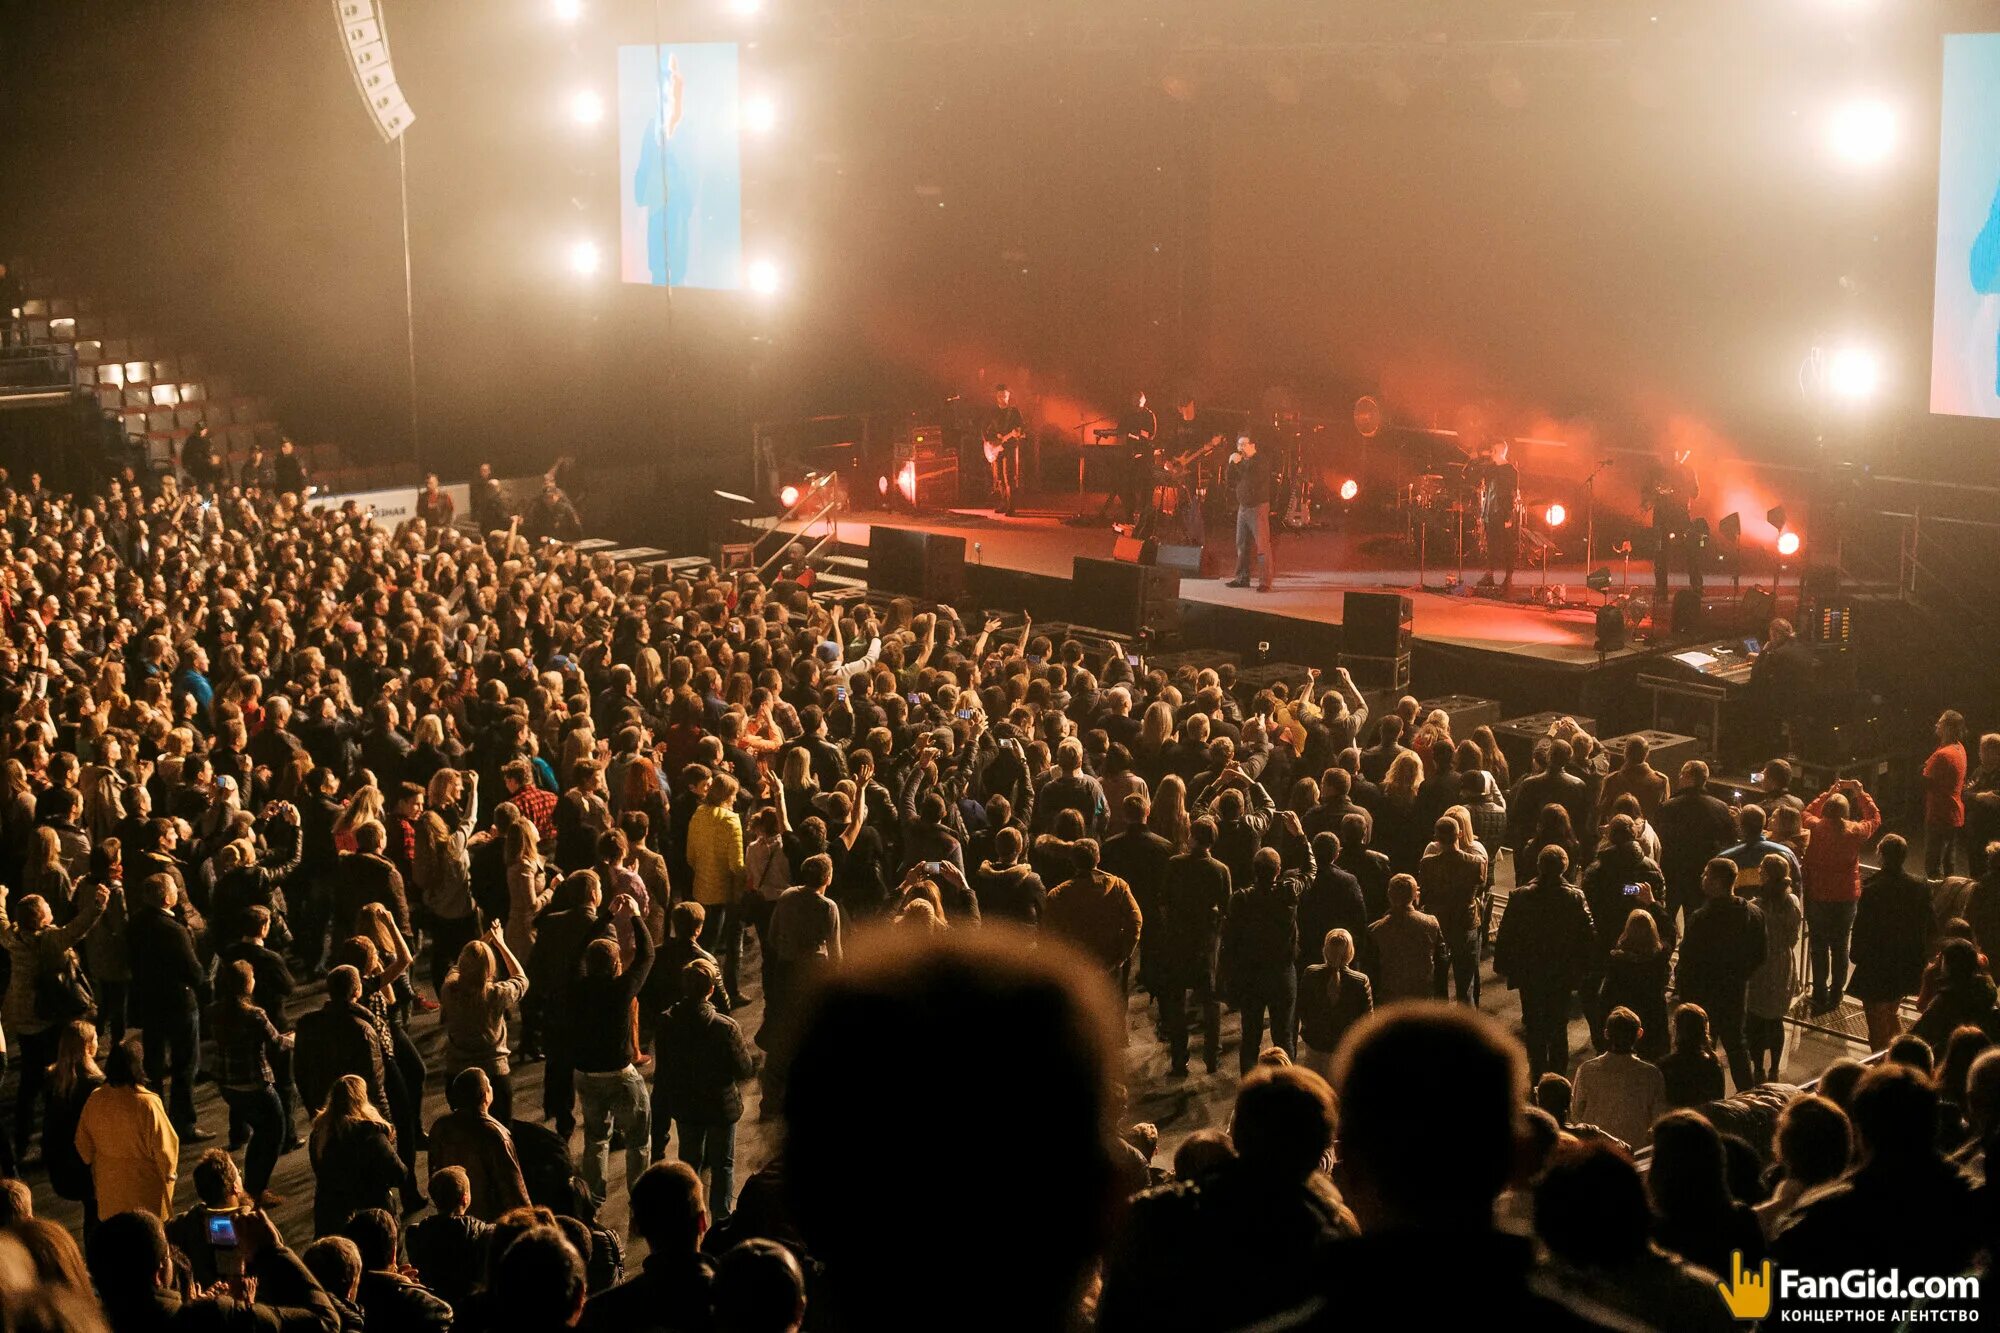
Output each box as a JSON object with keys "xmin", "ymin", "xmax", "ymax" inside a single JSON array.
[
  {"xmin": 869, "ymin": 526, "xmax": 966, "ymax": 606},
  {"xmin": 1072, "ymin": 556, "xmax": 1180, "ymax": 637},
  {"xmin": 1154, "ymin": 542, "xmax": 1205, "ymax": 577},
  {"xmin": 1342, "ymin": 591, "xmax": 1413, "ymax": 658}
]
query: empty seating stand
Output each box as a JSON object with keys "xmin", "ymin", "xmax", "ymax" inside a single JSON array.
[{"xmin": 10, "ymin": 260, "xmax": 337, "ymax": 482}]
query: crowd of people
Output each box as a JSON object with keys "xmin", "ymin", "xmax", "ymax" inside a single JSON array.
[{"xmin": 0, "ymin": 461, "xmax": 1990, "ymax": 1330}]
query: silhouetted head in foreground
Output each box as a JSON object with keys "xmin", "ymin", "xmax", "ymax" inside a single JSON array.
[
  {"xmin": 782, "ymin": 925, "xmax": 1122, "ymax": 1332},
  {"xmin": 1332, "ymin": 1002, "xmax": 1527, "ymax": 1232}
]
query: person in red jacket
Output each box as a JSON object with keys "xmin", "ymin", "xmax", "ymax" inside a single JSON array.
[
  {"xmin": 1802, "ymin": 778, "xmax": 1882, "ymax": 1013},
  {"xmin": 1924, "ymin": 710, "xmax": 1969, "ymax": 880}
]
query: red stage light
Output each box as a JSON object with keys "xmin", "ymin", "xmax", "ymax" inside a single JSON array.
[
  {"xmin": 779, "ymin": 484, "xmax": 801, "ymax": 509},
  {"xmin": 1777, "ymin": 530, "xmax": 1802, "ymax": 557},
  {"xmin": 1546, "ymin": 503, "xmax": 1567, "ymax": 527},
  {"xmin": 1338, "ymin": 478, "xmax": 1359, "ymax": 502},
  {"xmin": 877, "ymin": 474, "xmax": 890, "ymax": 496}
]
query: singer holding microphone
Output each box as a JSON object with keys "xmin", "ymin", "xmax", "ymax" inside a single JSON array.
[{"xmin": 1227, "ymin": 433, "xmax": 1275, "ymax": 592}]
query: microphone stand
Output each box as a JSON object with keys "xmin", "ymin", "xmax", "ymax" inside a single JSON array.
[{"xmin": 1581, "ymin": 458, "xmax": 1614, "ymax": 583}]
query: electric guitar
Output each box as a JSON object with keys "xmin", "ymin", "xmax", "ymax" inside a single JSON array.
[{"xmin": 982, "ymin": 426, "xmax": 1026, "ymax": 465}]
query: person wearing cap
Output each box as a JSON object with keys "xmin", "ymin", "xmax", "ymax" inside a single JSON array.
[{"xmin": 818, "ymin": 633, "xmax": 881, "ymax": 684}]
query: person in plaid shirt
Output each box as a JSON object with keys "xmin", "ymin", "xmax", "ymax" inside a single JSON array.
[
  {"xmin": 501, "ymin": 759, "xmax": 558, "ymax": 849},
  {"xmin": 211, "ymin": 958, "xmax": 293, "ymax": 1205}
]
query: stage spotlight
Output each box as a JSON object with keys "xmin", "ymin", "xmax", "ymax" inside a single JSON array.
[
  {"xmin": 1766, "ymin": 505, "xmax": 1788, "ymax": 531},
  {"xmin": 743, "ymin": 94, "xmax": 777, "ymax": 135},
  {"xmin": 1545, "ymin": 503, "xmax": 1567, "ymax": 528},
  {"xmin": 1719, "ymin": 512, "xmax": 1743, "ymax": 543},
  {"xmin": 876, "ymin": 474, "xmax": 890, "ymax": 497},
  {"xmin": 1827, "ymin": 96, "xmax": 1896, "ymax": 166},
  {"xmin": 1777, "ymin": 530, "xmax": 1803, "ymax": 557},
  {"xmin": 1825, "ymin": 345, "xmax": 1882, "ymax": 401},
  {"xmin": 746, "ymin": 258, "xmax": 782, "ymax": 296},
  {"xmin": 553, "ymin": 0, "xmax": 583, "ymax": 20},
  {"xmin": 778, "ymin": 483, "xmax": 801, "ymax": 509},
  {"xmin": 571, "ymin": 89, "xmax": 605, "ymax": 125},
  {"xmin": 569, "ymin": 240, "xmax": 603, "ymax": 277},
  {"xmin": 1338, "ymin": 478, "xmax": 1359, "ymax": 502},
  {"xmin": 726, "ymin": 0, "xmax": 762, "ymax": 15}
]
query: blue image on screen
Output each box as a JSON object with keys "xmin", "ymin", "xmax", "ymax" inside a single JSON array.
[
  {"xmin": 1932, "ymin": 33, "xmax": 2000, "ymax": 417},
  {"xmin": 618, "ymin": 42, "xmax": 742, "ymax": 291}
]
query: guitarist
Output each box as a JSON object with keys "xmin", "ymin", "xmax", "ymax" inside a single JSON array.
[
  {"xmin": 982, "ymin": 384, "xmax": 1027, "ymax": 515},
  {"xmin": 1645, "ymin": 444, "xmax": 1703, "ymax": 609}
]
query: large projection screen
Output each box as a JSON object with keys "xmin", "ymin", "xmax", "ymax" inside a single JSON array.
[
  {"xmin": 618, "ymin": 41, "xmax": 743, "ymax": 291},
  {"xmin": 1932, "ymin": 33, "xmax": 2000, "ymax": 418}
]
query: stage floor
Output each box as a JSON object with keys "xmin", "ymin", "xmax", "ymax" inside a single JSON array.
[{"xmin": 794, "ymin": 502, "xmax": 1666, "ymax": 668}]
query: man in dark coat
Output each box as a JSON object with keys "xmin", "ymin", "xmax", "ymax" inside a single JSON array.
[
  {"xmin": 1296, "ymin": 832, "xmax": 1367, "ymax": 973},
  {"xmin": 582, "ymin": 1161, "xmax": 716, "ymax": 1333},
  {"xmin": 1222, "ymin": 847, "xmax": 1302, "ymax": 1073},
  {"xmin": 1155, "ymin": 818, "xmax": 1233, "ymax": 1076},
  {"xmin": 329, "ymin": 823, "xmax": 412, "ymax": 939},
  {"xmin": 341, "ymin": 1209, "xmax": 453, "ymax": 1333},
  {"xmin": 1848, "ymin": 834, "xmax": 1940, "ymax": 1051},
  {"xmin": 1652, "ymin": 760, "xmax": 1738, "ymax": 935},
  {"xmin": 1507, "ymin": 738, "xmax": 1591, "ymax": 853},
  {"xmin": 1493, "ymin": 846, "xmax": 1598, "ymax": 1080},
  {"xmin": 1101, "ymin": 794, "xmax": 1174, "ymax": 990},
  {"xmin": 1098, "ymin": 1067, "xmax": 1356, "ymax": 1332},
  {"xmin": 653, "ymin": 959, "xmax": 756, "ymax": 1223},
  {"xmin": 1676, "ymin": 857, "xmax": 1767, "ymax": 1092},
  {"xmin": 293, "ymin": 965, "xmax": 392, "ymax": 1116},
  {"xmin": 128, "ymin": 871, "xmax": 212, "ymax": 1138}
]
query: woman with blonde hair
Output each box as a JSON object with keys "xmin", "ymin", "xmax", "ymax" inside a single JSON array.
[
  {"xmin": 440, "ymin": 924, "xmax": 530, "ymax": 1122},
  {"xmin": 333, "ymin": 783, "xmax": 385, "ymax": 854},
  {"xmin": 308, "ymin": 1073, "xmax": 403, "ymax": 1238},
  {"xmin": 1148, "ymin": 773, "xmax": 1193, "ymax": 853},
  {"xmin": 21, "ymin": 826, "xmax": 72, "ymax": 921},
  {"xmin": 503, "ymin": 819, "xmax": 550, "ymax": 960},
  {"xmin": 1374, "ymin": 750, "xmax": 1432, "ymax": 876},
  {"xmin": 0, "ymin": 758, "xmax": 34, "ymax": 886}
]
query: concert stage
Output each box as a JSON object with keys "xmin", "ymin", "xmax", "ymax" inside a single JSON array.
[{"xmin": 786, "ymin": 499, "xmax": 1743, "ymax": 727}]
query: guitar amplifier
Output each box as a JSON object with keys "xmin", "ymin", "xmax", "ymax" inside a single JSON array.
[{"xmin": 893, "ymin": 426, "xmax": 961, "ymax": 507}]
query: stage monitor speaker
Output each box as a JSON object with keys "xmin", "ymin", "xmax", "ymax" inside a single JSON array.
[
  {"xmin": 1342, "ymin": 591, "xmax": 1413, "ymax": 659},
  {"xmin": 1594, "ymin": 604, "xmax": 1626, "ymax": 653},
  {"xmin": 1418, "ymin": 695, "xmax": 1504, "ymax": 736},
  {"xmin": 1672, "ymin": 588, "xmax": 1704, "ymax": 635},
  {"xmin": 1154, "ymin": 542, "xmax": 1205, "ymax": 577},
  {"xmin": 1072, "ymin": 556, "xmax": 1180, "ymax": 638},
  {"xmin": 1493, "ymin": 712, "xmax": 1598, "ymax": 780},
  {"xmin": 1113, "ymin": 535, "xmax": 1157, "ymax": 565},
  {"xmin": 1740, "ymin": 586, "xmax": 1776, "ymax": 628},
  {"xmin": 869, "ymin": 526, "xmax": 966, "ymax": 606}
]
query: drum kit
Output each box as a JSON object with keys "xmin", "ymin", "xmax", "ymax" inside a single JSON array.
[{"xmin": 1398, "ymin": 457, "xmax": 1566, "ymax": 596}]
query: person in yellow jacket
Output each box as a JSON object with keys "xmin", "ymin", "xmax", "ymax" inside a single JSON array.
[
  {"xmin": 685, "ymin": 771, "xmax": 747, "ymax": 1006},
  {"xmin": 75, "ymin": 1038, "xmax": 179, "ymax": 1218}
]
